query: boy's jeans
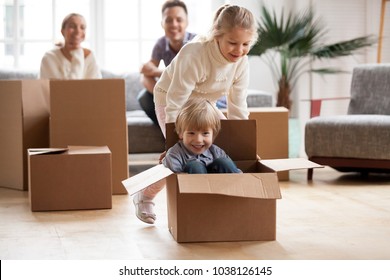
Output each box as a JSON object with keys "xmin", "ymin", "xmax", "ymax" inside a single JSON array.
[{"xmin": 184, "ymin": 158, "xmax": 241, "ymax": 174}]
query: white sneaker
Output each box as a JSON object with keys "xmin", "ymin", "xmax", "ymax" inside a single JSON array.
[{"xmin": 133, "ymin": 192, "xmax": 156, "ymax": 224}]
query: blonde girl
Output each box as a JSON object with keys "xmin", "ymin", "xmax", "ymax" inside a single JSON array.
[
  {"xmin": 133, "ymin": 4, "xmax": 258, "ymax": 224},
  {"xmin": 154, "ymin": 4, "xmax": 258, "ymax": 136}
]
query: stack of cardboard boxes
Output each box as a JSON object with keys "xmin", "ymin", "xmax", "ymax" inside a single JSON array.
[{"xmin": 0, "ymin": 79, "xmax": 129, "ymax": 211}]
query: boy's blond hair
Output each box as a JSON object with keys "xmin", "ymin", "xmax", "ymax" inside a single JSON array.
[{"xmin": 175, "ymin": 98, "xmax": 221, "ymax": 139}]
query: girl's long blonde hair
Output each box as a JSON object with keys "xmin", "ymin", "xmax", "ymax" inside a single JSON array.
[{"xmin": 206, "ymin": 4, "xmax": 258, "ymax": 47}]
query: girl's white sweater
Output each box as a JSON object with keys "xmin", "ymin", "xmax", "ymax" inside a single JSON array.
[{"xmin": 154, "ymin": 38, "xmax": 249, "ymax": 123}]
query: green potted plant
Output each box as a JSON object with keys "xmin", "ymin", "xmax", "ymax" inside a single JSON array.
[{"xmin": 248, "ymin": 5, "xmax": 376, "ymax": 110}]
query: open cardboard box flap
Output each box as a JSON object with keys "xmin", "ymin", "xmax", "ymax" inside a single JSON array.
[
  {"xmin": 28, "ymin": 148, "xmax": 68, "ymax": 156},
  {"xmin": 28, "ymin": 146, "xmax": 111, "ymax": 156},
  {"xmin": 123, "ymin": 164, "xmax": 174, "ymax": 195},
  {"xmin": 259, "ymin": 158, "xmax": 323, "ymax": 172}
]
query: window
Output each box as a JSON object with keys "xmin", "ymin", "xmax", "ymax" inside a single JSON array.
[{"xmin": 0, "ymin": 0, "xmax": 214, "ymax": 72}]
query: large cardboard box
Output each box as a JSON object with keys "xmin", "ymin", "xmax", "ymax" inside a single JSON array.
[
  {"xmin": 249, "ymin": 107, "xmax": 289, "ymax": 180},
  {"xmin": 49, "ymin": 79, "xmax": 129, "ymax": 194},
  {"xmin": 28, "ymin": 146, "xmax": 112, "ymax": 211},
  {"xmin": 0, "ymin": 80, "xmax": 50, "ymax": 190},
  {"xmin": 222, "ymin": 107, "xmax": 289, "ymax": 180},
  {"xmin": 122, "ymin": 120, "xmax": 322, "ymax": 243}
]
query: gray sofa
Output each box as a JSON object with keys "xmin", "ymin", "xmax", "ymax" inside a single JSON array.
[
  {"xmin": 1, "ymin": 68, "xmax": 273, "ymax": 154},
  {"xmin": 305, "ymin": 64, "xmax": 390, "ymax": 179}
]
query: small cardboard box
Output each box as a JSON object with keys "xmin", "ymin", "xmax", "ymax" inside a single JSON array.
[
  {"xmin": 49, "ymin": 79, "xmax": 129, "ymax": 195},
  {"xmin": 28, "ymin": 146, "xmax": 112, "ymax": 212},
  {"xmin": 122, "ymin": 120, "xmax": 322, "ymax": 243},
  {"xmin": 0, "ymin": 80, "xmax": 50, "ymax": 190}
]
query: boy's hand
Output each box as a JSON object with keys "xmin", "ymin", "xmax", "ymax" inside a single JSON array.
[{"xmin": 159, "ymin": 151, "xmax": 167, "ymax": 164}]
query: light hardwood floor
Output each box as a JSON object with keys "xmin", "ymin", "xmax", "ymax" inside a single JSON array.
[{"xmin": 1, "ymin": 164, "xmax": 390, "ymax": 260}]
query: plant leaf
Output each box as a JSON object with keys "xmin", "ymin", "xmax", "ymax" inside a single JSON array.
[{"xmin": 310, "ymin": 68, "xmax": 349, "ymax": 74}]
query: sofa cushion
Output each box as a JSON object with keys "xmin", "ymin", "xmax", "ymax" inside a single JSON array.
[
  {"xmin": 247, "ymin": 89, "xmax": 273, "ymax": 107},
  {"xmin": 0, "ymin": 69, "xmax": 38, "ymax": 80},
  {"xmin": 305, "ymin": 114, "xmax": 390, "ymax": 160},
  {"xmin": 126, "ymin": 111, "xmax": 165, "ymax": 153}
]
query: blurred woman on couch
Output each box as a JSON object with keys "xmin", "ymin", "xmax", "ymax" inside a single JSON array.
[{"xmin": 39, "ymin": 13, "xmax": 102, "ymax": 79}]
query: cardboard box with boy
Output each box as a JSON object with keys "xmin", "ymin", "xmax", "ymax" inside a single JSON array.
[{"xmin": 123, "ymin": 119, "xmax": 321, "ymax": 243}]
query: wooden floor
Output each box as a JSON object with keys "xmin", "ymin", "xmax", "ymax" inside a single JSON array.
[{"xmin": 1, "ymin": 164, "xmax": 390, "ymax": 260}]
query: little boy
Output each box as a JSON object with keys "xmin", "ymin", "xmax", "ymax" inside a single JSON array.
[
  {"xmin": 163, "ymin": 98, "xmax": 241, "ymax": 174},
  {"xmin": 133, "ymin": 98, "xmax": 240, "ymax": 224}
]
